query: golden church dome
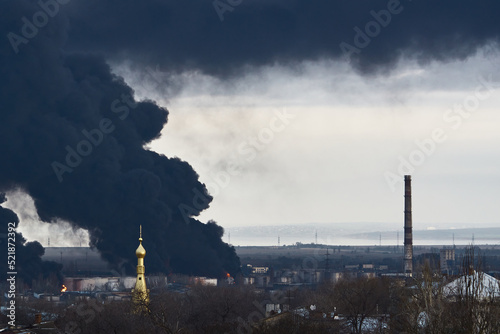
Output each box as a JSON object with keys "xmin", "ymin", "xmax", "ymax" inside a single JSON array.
[{"xmin": 136, "ymin": 238, "xmax": 146, "ymax": 258}]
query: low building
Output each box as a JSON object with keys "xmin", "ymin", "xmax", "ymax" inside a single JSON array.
[
  {"xmin": 192, "ymin": 277, "xmax": 217, "ymax": 286},
  {"xmin": 33, "ymin": 293, "xmax": 60, "ymax": 302},
  {"xmin": 252, "ymin": 267, "xmax": 269, "ymax": 274},
  {"xmin": 440, "ymin": 248, "xmax": 456, "ymax": 275},
  {"xmin": 444, "ymin": 271, "xmax": 500, "ymax": 299},
  {"xmin": 63, "ymin": 276, "xmax": 166, "ymax": 292},
  {"xmin": 64, "ymin": 276, "xmax": 135, "ymax": 292}
]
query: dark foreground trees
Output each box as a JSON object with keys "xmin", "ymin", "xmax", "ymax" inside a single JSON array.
[
  {"xmin": 56, "ymin": 285, "xmax": 265, "ymax": 334},
  {"xmin": 311, "ymin": 276, "xmax": 392, "ymax": 334},
  {"xmin": 392, "ymin": 247, "xmax": 500, "ymax": 334}
]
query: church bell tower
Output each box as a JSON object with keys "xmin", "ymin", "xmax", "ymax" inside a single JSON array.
[{"xmin": 132, "ymin": 225, "xmax": 149, "ymax": 308}]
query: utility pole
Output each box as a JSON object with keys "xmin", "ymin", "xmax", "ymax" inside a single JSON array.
[
  {"xmin": 325, "ymin": 248, "xmax": 330, "ymax": 282},
  {"xmin": 397, "ymin": 231, "xmax": 399, "ymax": 253}
]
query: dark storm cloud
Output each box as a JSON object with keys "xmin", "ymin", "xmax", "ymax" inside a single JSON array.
[
  {"xmin": 0, "ymin": 0, "xmax": 239, "ymax": 277},
  {"xmin": 63, "ymin": 0, "xmax": 500, "ymax": 75}
]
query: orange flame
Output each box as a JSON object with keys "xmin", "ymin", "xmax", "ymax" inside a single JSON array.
[
  {"xmin": 226, "ymin": 272, "xmax": 230, "ymax": 278},
  {"xmin": 61, "ymin": 284, "xmax": 67, "ymax": 292}
]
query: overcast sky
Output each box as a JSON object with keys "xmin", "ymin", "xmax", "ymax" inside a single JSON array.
[
  {"xmin": 2, "ymin": 0, "xmax": 500, "ymax": 248},
  {"xmin": 115, "ymin": 51, "xmax": 500, "ymax": 232}
]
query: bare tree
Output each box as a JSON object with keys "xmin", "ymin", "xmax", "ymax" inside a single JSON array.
[
  {"xmin": 447, "ymin": 246, "xmax": 500, "ymax": 334},
  {"xmin": 184, "ymin": 284, "xmax": 257, "ymax": 333},
  {"xmin": 144, "ymin": 290, "xmax": 190, "ymax": 333},
  {"xmin": 58, "ymin": 299, "xmax": 157, "ymax": 334},
  {"xmin": 395, "ymin": 262, "xmax": 449, "ymax": 334},
  {"xmin": 331, "ymin": 276, "xmax": 390, "ymax": 334}
]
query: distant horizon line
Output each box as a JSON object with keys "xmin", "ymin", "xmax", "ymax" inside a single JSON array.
[
  {"xmin": 224, "ymin": 223, "xmax": 500, "ymax": 230},
  {"xmin": 44, "ymin": 243, "xmax": 498, "ymax": 249}
]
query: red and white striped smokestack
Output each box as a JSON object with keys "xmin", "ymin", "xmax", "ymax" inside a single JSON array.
[{"xmin": 404, "ymin": 175, "xmax": 413, "ymax": 277}]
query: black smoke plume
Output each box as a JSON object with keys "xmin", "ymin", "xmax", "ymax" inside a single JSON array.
[
  {"xmin": 63, "ymin": 0, "xmax": 500, "ymax": 76},
  {"xmin": 0, "ymin": 0, "xmax": 239, "ymax": 277}
]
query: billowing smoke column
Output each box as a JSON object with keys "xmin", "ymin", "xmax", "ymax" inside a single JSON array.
[
  {"xmin": 0, "ymin": 1, "xmax": 239, "ymax": 277},
  {"xmin": 404, "ymin": 175, "xmax": 413, "ymax": 277}
]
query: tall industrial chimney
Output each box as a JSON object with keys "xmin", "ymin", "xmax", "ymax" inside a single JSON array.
[{"xmin": 404, "ymin": 175, "xmax": 413, "ymax": 277}]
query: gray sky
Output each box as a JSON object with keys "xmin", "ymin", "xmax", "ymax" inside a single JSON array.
[{"xmin": 118, "ymin": 49, "xmax": 500, "ymax": 231}]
